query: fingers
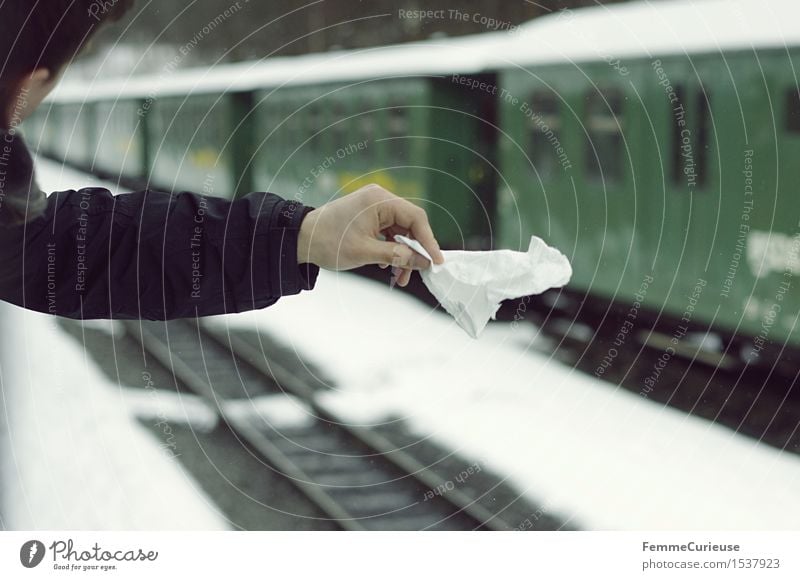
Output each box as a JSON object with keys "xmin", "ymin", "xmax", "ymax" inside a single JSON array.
[
  {"xmin": 410, "ymin": 223, "xmax": 445, "ymax": 266},
  {"xmin": 392, "ymin": 244, "xmax": 431, "ymax": 270},
  {"xmin": 387, "ymin": 200, "xmax": 445, "ymax": 265},
  {"xmin": 396, "ymin": 268, "xmax": 412, "ymax": 287},
  {"xmin": 366, "ymin": 239, "xmax": 431, "ymax": 270},
  {"xmin": 389, "ymin": 266, "xmax": 412, "ymax": 288}
]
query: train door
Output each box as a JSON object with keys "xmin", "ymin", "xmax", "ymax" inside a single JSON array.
[{"xmin": 427, "ymin": 76, "xmax": 497, "ymax": 249}]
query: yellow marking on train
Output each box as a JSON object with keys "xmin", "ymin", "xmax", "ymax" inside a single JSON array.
[
  {"xmin": 190, "ymin": 148, "xmax": 222, "ymax": 169},
  {"xmin": 116, "ymin": 138, "xmax": 140, "ymax": 154},
  {"xmin": 337, "ymin": 171, "xmax": 422, "ymax": 199}
]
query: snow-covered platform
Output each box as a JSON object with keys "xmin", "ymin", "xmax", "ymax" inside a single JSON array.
[
  {"xmin": 0, "ymin": 306, "xmax": 227, "ymax": 530},
  {"xmin": 205, "ymin": 270, "xmax": 800, "ymax": 530}
]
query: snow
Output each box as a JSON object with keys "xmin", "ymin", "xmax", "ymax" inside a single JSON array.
[
  {"xmin": 0, "ymin": 304, "xmax": 228, "ymax": 530},
  {"xmin": 122, "ymin": 388, "xmax": 219, "ymax": 434},
  {"xmin": 46, "ymin": 0, "xmax": 800, "ymax": 104},
  {"xmin": 12, "ymin": 158, "xmax": 800, "ymax": 530},
  {"xmin": 32, "ymin": 156, "xmax": 126, "ymax": 194},
  {"xmin": 204, "ymin": 270, "xmax": 800, "ymax": 530},
  {"xmin": 48, "ymin": 34, "xmax": 501, "ymax": 102},
  {"xmin": 0, "ymin": 160, "xmax": 227, "ymax": 530},
  {"xmin": 224, "ymin": 394, "xmax": 316, "ymax": 430}
]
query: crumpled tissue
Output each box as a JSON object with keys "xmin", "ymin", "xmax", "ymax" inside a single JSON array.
[{"xmin": 395, "ymin": 234, "xmax": 572, "ymax": 338}]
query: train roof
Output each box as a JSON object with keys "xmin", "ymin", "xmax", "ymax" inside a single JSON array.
[
  {"xmin": 499, "ymin": 0, "xmax": 800, "ymax": 67},
  {"xmin": 48, "ymin": 0, "xmax": 800, "ymax": 103}
]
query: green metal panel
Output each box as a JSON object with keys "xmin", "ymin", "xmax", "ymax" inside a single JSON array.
[
  {"xmin": 423, "ymin": 76, "xmax": 497, "ymax": 249},
  {"xmin": 497, "ymin": 65, "xmax": 588, "ymax": 268},
  {"xmin": 499, "ymin": 48, "xmax": 800, "ymax": 350},
  {"xmin": 638, "ymin": 55, "xmax": 697, "ymax": 318},
  {"xmin": 640, "ymin": 50, "xmax": 796, "ymax": 348},
  {"xmin": 734, "ymin": 50, "xmax": 800, "ymax": 348}
]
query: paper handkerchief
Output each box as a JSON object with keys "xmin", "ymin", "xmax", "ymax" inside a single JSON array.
[{"xmin": 394, "ymin": 234, "xmax": 572, "ymax": 338}]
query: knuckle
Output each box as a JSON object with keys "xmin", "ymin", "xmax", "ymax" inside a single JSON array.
[
  {"xmin": 412, "ymin": 205, "xmax": 428, "ymax": 221},
  {"xmin": 362, "ymin": 184, "xmax": 389, "ymax": 204}
]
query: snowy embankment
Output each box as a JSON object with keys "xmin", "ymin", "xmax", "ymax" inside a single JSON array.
[
  {"xmin": 205, "ymin": 270, "xmax": 800, "ymax": 530},
  {"xmin": 0, "ymin": 158, "xmax": 227, "ymax": 530}
]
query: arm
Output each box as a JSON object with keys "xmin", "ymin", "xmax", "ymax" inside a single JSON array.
[{"xmin": 0, "ymin": 133, "xmax": 318, "ymax": 320}]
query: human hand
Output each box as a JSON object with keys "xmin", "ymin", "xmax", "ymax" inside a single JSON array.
[{"xmin": 297, "ymin": 184, "xmax": 445, "ymax": 287}]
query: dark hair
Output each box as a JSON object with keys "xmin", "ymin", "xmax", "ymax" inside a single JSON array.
[{"xmin": 0, "ymin": 0, "xmax": 135, "ymax": 125}]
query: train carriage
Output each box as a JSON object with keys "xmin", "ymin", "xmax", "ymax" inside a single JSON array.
[
  {"xmin": 29, "ymin": 38, "xmax": 500, "ymax": 248},
  {"xmin": 492, "ymin": 0, "xmax": 800, "ymax": 360}
]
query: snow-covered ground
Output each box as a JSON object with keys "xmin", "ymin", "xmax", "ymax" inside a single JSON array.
[
  {"xmin": 205, "ymin": 270, "xmax": 800, "ymax": 530},
  {"xmin": 0, "ymin": 158, "xmax": 227, "ymax": 530}
]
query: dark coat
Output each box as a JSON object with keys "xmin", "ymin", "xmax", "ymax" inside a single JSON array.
[{"xmin": 0, "ymin": 130, "xmax": 318, "ymax": 319}]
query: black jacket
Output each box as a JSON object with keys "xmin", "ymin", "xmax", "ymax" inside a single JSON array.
[{"xmin": 0, "ymin": 130, "xmax": 318, "ymax": 319}]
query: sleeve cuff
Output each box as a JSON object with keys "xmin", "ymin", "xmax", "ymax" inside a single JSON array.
[{"xmin": 268, "ymin": 200, "xmax": 319, "ymax": 296}]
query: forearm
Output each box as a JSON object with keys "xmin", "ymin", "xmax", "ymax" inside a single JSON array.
[{"xmin": 0, "ymin": 187, "xmax": 318, "ymax": 319}]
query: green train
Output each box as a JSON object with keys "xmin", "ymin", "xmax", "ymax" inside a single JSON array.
[{"xmin": 25, "ymin": 0, "xmax": 800, "ymax": 365}]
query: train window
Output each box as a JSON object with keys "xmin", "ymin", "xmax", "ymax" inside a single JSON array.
[
  {"xmin": 585, "ymin": 89, "xmax": 624, "ymax": 183},
  {"xmin": 529, "ymin": 91, "xmax": 561, "ymax": 180},
  {"xmin": 787, "ymin": 90, "xmax": 800, "ymax": 132}
]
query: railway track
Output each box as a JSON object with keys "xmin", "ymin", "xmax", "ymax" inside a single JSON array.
[
  {"xmin": 530, "ymin": 298, "xmax": 800, "ymax": 456},
  {"xmin": 124, "ymin": 318, "xmax": 514, "ymax": 531}
]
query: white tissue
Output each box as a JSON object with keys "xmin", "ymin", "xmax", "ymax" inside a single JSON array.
[{"xmin": 395, "ymin": 234, "xmax": 572, "ymax": 338}]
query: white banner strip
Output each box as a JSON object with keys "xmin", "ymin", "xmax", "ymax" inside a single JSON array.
[{"xmin": 1, "ymin": 532, "xmax": 798, "ymax": 579}]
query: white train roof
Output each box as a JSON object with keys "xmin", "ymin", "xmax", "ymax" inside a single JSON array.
[
  {"xmin": 496, "ymin": 0, "xmax": 800, "ymax": 68},
  {"xmin": 48, "ymin": 0, "xmax": 800, "ymax": 103}
]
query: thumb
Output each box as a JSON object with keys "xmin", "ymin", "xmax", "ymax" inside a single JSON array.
[{"xmin": 365, "ymin": 239, "xmax": 431, "ymax": 270}]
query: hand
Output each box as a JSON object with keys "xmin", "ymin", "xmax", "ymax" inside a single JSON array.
[{"xmin": 297, "ymin": 184, "xmax": 445, "ymax": 287}]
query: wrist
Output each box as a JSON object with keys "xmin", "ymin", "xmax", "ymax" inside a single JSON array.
[{"xmin": 297, "ymin": 207, "xmax": 318, "ymax": 265}]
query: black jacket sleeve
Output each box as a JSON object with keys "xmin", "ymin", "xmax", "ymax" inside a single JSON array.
[{"xmin": 0, "ymin": 131, "xmax": 319, "ymax": 320}]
